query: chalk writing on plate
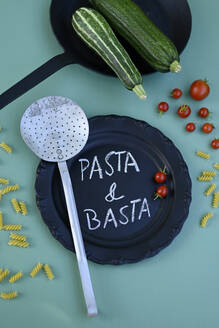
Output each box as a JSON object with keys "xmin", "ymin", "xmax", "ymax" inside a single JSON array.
[
  {"xmin": 79, "ymin": 150, "xmax": 140, "ymax": 182},
  {"xmin": 80, "ymin": 150, "xmax": 151, "ymax": 231},
  {"xmin": 105, "ymin": 182, "xmax": 125, "ymax": 203}
]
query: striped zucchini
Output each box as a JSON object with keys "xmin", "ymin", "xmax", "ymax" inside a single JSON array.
[
  {"xmin": 90, "ymin": 0, "xmax": 181, "ymax": 73},
  {"xmin": 72, "ymin": 7, "xmax": 146, "ymax": 100}
]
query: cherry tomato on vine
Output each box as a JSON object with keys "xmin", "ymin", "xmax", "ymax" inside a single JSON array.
[
  {"xmin": 186, "ymin": 122, "xmax": 196, "ymax": 132},
  {"xmin": 190, "ymin": 80, "xmax": 210, "ymax": 100},
  {"xmin": 170, "ymin": 88, "xmax": 183, "ymax": 99},
  {"xmin": 154, "ymin": 171, "xmax": 167, "ymax": 183},
  {"xmin": 198, "ymin": 107, "xmax": 209, "ymax": 118},
  {"xmin": 177, "ymin": 105, "xmax": 191, "ymax": 118},
  {"xmin": 211, "ymin": 139, "xmax": 219, "ymax": 149},
  {"xmin": 202, "ymin": 123, "xmax": 214, "ymax": 134},
  {"xmin": 155, "ymin": 185, "xmax": 168, "ymax": 199},
  {"xmin": 158, "ymin": 102, "xmax": 169, "ymax": 113}
]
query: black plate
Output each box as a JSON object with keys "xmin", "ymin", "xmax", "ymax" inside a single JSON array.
[{"xmin": 35, "ymin": 116, "xmax": 192, "ymax": 265}]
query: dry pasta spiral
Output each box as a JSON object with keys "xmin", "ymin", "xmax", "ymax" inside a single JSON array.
[
  {"xmin": 0, "ymin": 291, "xmax": 18, "ymax": 299},
  {"xmin": 8, "ymin": 240, "xmax": 29, "ymax": 248},
  {"xmin": 0, "ymin": 269, "xmax": 10, "ymax": 282},
  {"xmin": 0, "ymin": 184, "xmax": 19, "ymax": 196},
  {"xmin": 3, "ymin": 224, "xmax": 22, "ymax": 231},
  {"xmin": 196, "ymin": 151, "xmax": 210, "ymax": 159},
  {"xmin": 198, "ymin": 176, "xmax": 213, "ymax": 181},
  {"xmin": 10, "ymin": 233, "xmax": 26, "ymax": 242},
  {"xmin": 11, "ymin": 198, "xmax": 21, "ymax": 213},
  {"xmin": 43, "ymin": 264, "xmax": 54, "ymax": 280},
  {"xmin": 0, "ymin": 142, "xmax": 12, "ymax": 153},
  {"xmin": 0, "ymin": 211, "xmax": 3, "ymax": 230},
  {"xmin": 202, "ymin": 171, "xmax": 217, "ymax": 177},
  {"xmin": 19, "ymin": 201, "xmax": 28, "ymax": 215},
  {"xmin": 9, "ymin": 272, "xmax": 23, "ymax": 283},
  {"xmin": 212, "ymin": 192, "xmax": 219, "ymax": 209},
  {"xmin": 200, "ymin": 213, "xmax": 213, "ymax": 228},
  {"xmin": 214, "ymin": 163, "xmax": 219, "ymax": 170},
  {"xmin": 30, "ymin": 263, "xmax": 43, "ymax": 277},
  {"xmin": 0, "ymin": 178, "xmax": 9, "ymax": 185},
  {"xmin": 205, "ymin": 184, "xmax": 216, "ymax": 196}
]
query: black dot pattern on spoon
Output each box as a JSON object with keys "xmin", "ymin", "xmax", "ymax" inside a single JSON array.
[{"xmin": 20, "ymin": 96, "xmax": 89, "ymax": 162}]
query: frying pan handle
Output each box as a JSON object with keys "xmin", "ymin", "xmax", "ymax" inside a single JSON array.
[
  {"xmin": 58, "ymin": 161, "xmax": 98, "ymax": 317},
  {"xmin": 0, "ymin": 52, "xmax": 74, "ymax": 111}
]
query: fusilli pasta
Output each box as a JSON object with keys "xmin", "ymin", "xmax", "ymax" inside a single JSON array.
[
  {"xmin": 3, "ymin": 225, "xmax": 22, "ymax": 231},
  {"xmin": 19, "ymin": 201, "xmax": 27, "ymax": 216},
  {"xmin": 205, "ymin": 184, "xmax": 216, "ymax": 196},
  {"xmin": 200, "ymin": 213, "xmax": 213, "ymax": 227},
  {"xmin": 0, "ymin": 184, "xmax": 19, "ymax": 196},
  {"xmin": 30, "ymin": 263, "xmax": 43, "ymax": 277},
  {"xmin": 196, "ymin": 151, "xmax": 210, "ymax": 159},
  {"xmin": 0, "ymin": 269, "xmax": 10, "ymax": 282},
  {"xmin": 11, "ymin": 198, "xmax": 21, "ymax": 213},
  {"xmin": 8, "ymin": 272, "xmax": 23, "ymax": 283},
  {"xmin": 0, "ymin": 178, "xmax": 9, "ymax": 185},
  {"xmin": 0, "ymin": 291, "xmax": 18, "ymax": 299},
  {"xmin": 0, "ymin": 211, "xmax": 3, "ymax": 230},
  {"xmin": 198, "ymin": 176, "xmax": 213, "ymax": 181},
  {"xmin": 212, "ymin": 192, "xmax": 219, "ymax": 209},
  {"xmin": 214, "ymin": 163, "xmax": 219, "ymax": 170},
  {"xmin": 0, "ymin": 142, "xmax": 12, "ymax": 153},
  {"xmin": 10, "ymin": 233, "xmax": 26, "ymax": 242},
  {"xmin": 43, "ymin": 264, "xmax": 54, "ymax": 280},
  {"xmin": 8, "ymin": 240, "xmax": 29, "ymax": 248},
  {"xmin": 202, "ymin": 171, "xmax": 217, "ymax": 177}
]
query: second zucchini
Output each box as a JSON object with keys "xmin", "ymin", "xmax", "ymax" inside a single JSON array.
[
  {"xmin": 72, "ymin": 7, "xmax": 146, "ymax": 100},
  {"xmin": 90, "ymin": 0, "xmax": 181, "ymax": 73}
]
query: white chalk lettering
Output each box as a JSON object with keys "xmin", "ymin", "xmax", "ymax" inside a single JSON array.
[
  {"xmin": 115, "ymin": 151, "xmax": 127, "ymax": 172},
  {"xmin": 79, "ymin": 159, "xmax": 90, "ymax": 182},
  {"xmin": 103, "ymin": 208, "xmax": 118, "ymax": 229},
  {"xmin": 84, "ymin": 209, "xmax": 101, "ymax": 231},
  {"xmin": 79, "ymin": 151, "xmax": 140, "ymax": 181},
  {"xmin": 130, "ymin": 199, "xmax": 141, "ymax": 222},
  {"xmin": 105, "ymin": 182, "xmax": 125, "ymax": 203},
  {"xmin": 105, "ymin": 151, "xmax": 115, "ymax": 176},
  {"xmin": 138, "ymin": 198, "xmax": 151, "ymax": 220},
  {"xmin": 119, "ymin": 205, "xmax": 129, "ymax": 225},
  {"xmin": 89, "ymin": 156, "xmax": 103, "ymax": 180},
  {"xmin": 124, "ymin": 152, "xmax": 140, "ymax": 173},
  {"xmin": 84, "ymin": 197, "xmax": 151, "ymax": 231}
]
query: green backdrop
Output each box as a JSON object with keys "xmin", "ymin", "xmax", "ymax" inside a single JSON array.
[{"xmin": 0, "ymin": 0, "xmax": 219, "ymax": 327}]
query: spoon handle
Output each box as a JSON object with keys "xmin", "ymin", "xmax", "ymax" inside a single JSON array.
[{"xmin": 58, "ymin": 161, "xmax": 98, "ymax": 317}]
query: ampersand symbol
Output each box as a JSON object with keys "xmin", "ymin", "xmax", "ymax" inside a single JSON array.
[{"xmin": 105, "ymin": 182, "xmax": 125, "ymax": 203}]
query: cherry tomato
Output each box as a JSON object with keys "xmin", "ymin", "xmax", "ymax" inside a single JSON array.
[
  {"xmin": 190, "ymin": 80, "xmax": 210, "ymax": 100},
  {"xmin": 154, "ymin": 171, "xmax": 167, "ymax": 183},
  {"xmin": 211, "ymin": 139, "xmax": 219, "ymax": 149},
  {"xmin": 186, "ymin": 122, "xmax": 196, "ymax": 132},
  {"xmin": 199, "ymin": 107, "xmax": 209, "ymax": 118},
  {"xmin": 158, "ymin": 102, "xmax": 169, "ymax": 113},
  {"xmin": 155, "ymin": 185, "xmax": 168, "ymax": 198},
  {"xmin": 170, "ymin": 88, "xmax": 183, "ymax": 99},
  {"xmin": 202, "ymin": 123, "xmax": 214, "ymax": 134},
  {"xmin": 177, "ymin": 105, "xmax": 191, "ymax": 118}
]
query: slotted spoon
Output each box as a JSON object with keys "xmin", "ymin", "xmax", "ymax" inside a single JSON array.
[{"xmin": 20, "ymin": 96, "xmax": 98, "ymax": 317}]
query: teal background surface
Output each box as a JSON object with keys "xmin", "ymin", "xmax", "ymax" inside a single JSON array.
[{"xmin": 0, "ymin": 0, "xmax": 219, "ymax": 327}]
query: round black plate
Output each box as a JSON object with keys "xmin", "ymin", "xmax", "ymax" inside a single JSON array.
[{"xmin": 35, "ymin": 116, "xmax": 192, "ymax": 264}]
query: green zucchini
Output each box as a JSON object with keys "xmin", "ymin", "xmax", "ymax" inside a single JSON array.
[
  {"xmin": 72, "ymin": 7, "xmax": 146, "ymax": 100},
  {"xmin": 90, "ymin": 0, "xmax": 181, "ymax": 73}
]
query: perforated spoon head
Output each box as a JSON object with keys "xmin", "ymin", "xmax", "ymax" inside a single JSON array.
[{"xmin": 20, "ymin": 96, "xmax": 89, "ymax": 162}]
